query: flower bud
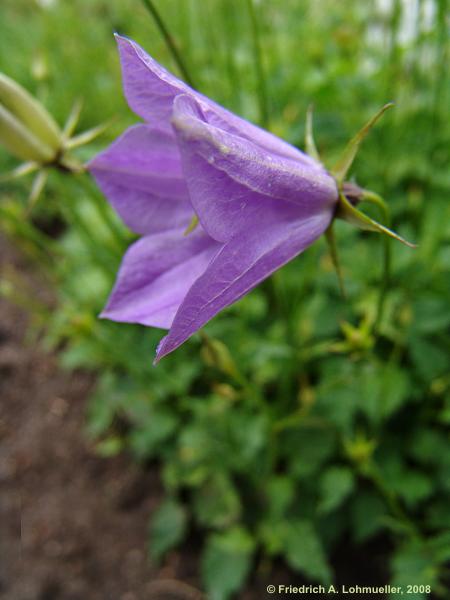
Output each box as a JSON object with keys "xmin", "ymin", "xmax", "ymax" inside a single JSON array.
[
  {"xmin": 0, "ymin": 104, "xmax": 54, "ymax": 162},
  {"xmin": 201, "ymin": 335, "xmax": 241, "ymax": 380},
  {"xmin": 0, "ymin": 72, "xmax": 61, "ymax": 160}
]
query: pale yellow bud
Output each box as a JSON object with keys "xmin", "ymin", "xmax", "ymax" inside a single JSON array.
[
  {"xmin": 0, "ymin": 104, "xmax": 54, "ymax": 162},
  {"xmin": 0, "ymin": 72, "xmax": 61, "ymax": 154}
]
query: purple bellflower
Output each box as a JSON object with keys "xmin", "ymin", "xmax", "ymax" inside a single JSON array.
[{"xmin": 90, "ymin": 36, "xmax": 408, "ymax": 363}]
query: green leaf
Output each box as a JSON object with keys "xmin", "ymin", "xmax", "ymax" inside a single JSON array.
[
  {"xmin": 379, "ymin": 364, "xmax": 411, "ymax": 419},
  {"xmin": 412, "ymin": 296, "xmax": 450, "ymax": 334},
  {"xmin": 381, "ymin": 461, "xmax": 433, "ymax": 508},
  {"xmin": 149, "ymin": 498, "xmax": 187, "ymax": 561},
  {"xmin": 283, "ymin": 520, "xmax": 332, "ymax": 584},
  {"xmin": 265, "ymin": 475, "xmax": 295, "ymax": 518},
  {"xmin": 351, "ymin": 490, "xmax": 386, "ymax": 543},
  {"xmin": 129, "ymin": 410, "xmax": 178, "ymax": 460},
  {"xmin": 284, "ymin": 429, "xmax": 337, "ymax": 478},
  {"xmin": 408, "ymin": 429, "xmax": 449, "ymax": 467},
  {"xmin": 390, "ymin": 543, "xmax": 438, "ymax": 599},
  {"xmin": 95, "ymin": 436, "xmax": 123, "ymax": 457},
  {"xmin": 258, "ymin": 519, "xmax": 289, "ymax": 556},
  {"xmin": 193, "ymin": 473, "xmax": 241, "ymax": 528},
  {"xmin": 359, "ymin": 363, "xmax": 410, "ymax": 423},
  {"xmin": 318, "ymin": 466, "xmax": 355, "ymax": 514},
  {"xmin": 409, "ymin": 336, "xmax": 449, "ymax": 382},
  {"xmin": 201, "ymin": 527, "xmax": 255, "ymax": 600}
]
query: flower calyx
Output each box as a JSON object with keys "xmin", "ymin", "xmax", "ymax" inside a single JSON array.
[{"xmin": 305, "ymin": 104, "xmax": 416, "ymax": 296}]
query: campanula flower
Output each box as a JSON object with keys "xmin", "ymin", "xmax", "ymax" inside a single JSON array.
[{"xmin": 90, "ymin": 36, "xmax": 407, "ymax": 362}]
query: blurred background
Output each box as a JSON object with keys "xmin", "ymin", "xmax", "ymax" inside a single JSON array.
[{"xmin": 0, "ymin": 0, "xmax": 449, "ymax": 599}]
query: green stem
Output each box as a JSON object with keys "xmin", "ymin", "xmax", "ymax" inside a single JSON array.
[
  {"xmin": 325, "ymin": 224, "xmax": 346, "ymax": 298},
  {"xmin": 74, "ymin": 172, "xmax": 128, "ymax": 254},
  {"xmin": 0, "ymin": 204, "xmax": 60, "ymax": 265},
  {"xmin": 59, "ymin": 200, "xmax": 117, "ymax": 277},
  {"xmin": 246, "ymin": 0, "xmax": 269, "ymax": 128},
  {"xmin": 360, "ymin": 190, "xmax": 392, "ymax": 333},
  {"xmin": 200, "ymin": 331, "xmax": 263, "ymax": 406},
  {"xmin": 363, "ymin": 460, "xmax": 420, "ymax": 541},
  {"xmin": 140, "ymin": 0, "xmax": 196, "ymax": 88}
]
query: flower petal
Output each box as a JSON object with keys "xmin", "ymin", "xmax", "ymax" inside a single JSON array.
[
  {"xmin": 115, "ymin": 34, "xmax": 315, "ymax": 163},
  {"xmin": 101, "ymin": 228, "xmax": 222, "ymax": 329},
  {"xmin": 172, "ymin": 94, "xmax": 338, "ymax": 243},
  {"xmin": 89, "ymin": 124, "xmax": 193, "ymax": 235},
  {"xmin": 155, "ymin": 209, "xmax": 333, "ymax": 361}
]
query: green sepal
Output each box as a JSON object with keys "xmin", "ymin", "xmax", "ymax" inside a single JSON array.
[
  {"xmin": 28, "ymin": 170, "xmax": 48, "ymax": 211},
  {"xmin": 0, "ymin": 161, "xmax": 38, "ymax": 182},
  {"xmin": 336, "ymin": 192, "xmax": 416, "ymax": 248},
  {"xmin": 62, "ymin": 98, "xmax": 83, "ymax": 140},
  {"xmin": 332, "ymin": 103, "xmax": 394, "ymax": 183},
  {"xmin": 305, "ymin": 105, "xmax": 321, "ymax": 162},
  {"xmin": 65, "ymin": 120, "xmax": 111, "ymax": 150}
]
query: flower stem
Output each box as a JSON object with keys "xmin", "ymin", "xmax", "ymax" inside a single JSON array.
[
  {"xmin": 360, "ymin": 190, "xmax": 392, "ymax": 333},
  {"xmin": 362, "ymin": 460, "xmax": 420, "ymax": 541},
  {"xmin": 246, "ymin": 0, "xmax": 269, "ymax": 129},
  {"xmin": 140, "ymin": 0, "xmax": 196, "ymax": 88},
  {"xmin": 73, "ymin": 172, "xmax": 128, "ymax": 254}
]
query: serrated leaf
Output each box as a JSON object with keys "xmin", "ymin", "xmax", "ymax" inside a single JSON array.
[
  {"xmin": 283, "ymin": 520, "xmax": 332, "ymax": 584},
  {"xmin": 318, "ymin": 466, "xmax": 355, "ymax": 514},
  {"xmin": 149, "ymin": 498, "xmax": 187, "ymax": 561},
  {"xmin": 201, "ymin": 527, "xmax": 254, "ymax": 600}
]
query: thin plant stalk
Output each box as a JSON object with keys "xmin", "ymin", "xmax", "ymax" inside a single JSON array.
[
  {"xmin": 140, "ymin": 0, "xmax": 196, "ymax": 88},
  {"xmin": 74, "ymin": 173, "xmax": 129, "ymax": 255},
  {"xmin": 246, "ymin": 0, "xmax": 269, "ymax": 128},
  {"xmin": 360, "ymin": 190, "xmax": 392, "ymax": 332}
]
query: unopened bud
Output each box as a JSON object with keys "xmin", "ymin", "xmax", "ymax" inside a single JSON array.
[
  {"xmin": 344, "ymin": 434, "xmax": 377, "ymax": 466},
  {"xmin": 0, "ymin": 72, "xmax": 61, "ymax": 158},
  {"xmin": 201, "ymin": 335, "xmax": 240, "ymax": 380},
  {"xmin": 0, "ymin": 103, "xmax": 54, "ymax": 162}
]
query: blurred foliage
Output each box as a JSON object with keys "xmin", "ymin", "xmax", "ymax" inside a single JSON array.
[{"xmin": 1, "ymin": 0, "xmax": 449, "ymax": 598}]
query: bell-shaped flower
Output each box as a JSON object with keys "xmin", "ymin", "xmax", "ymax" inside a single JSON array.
[{"xmin": 89, "ymin": 36, "xmax": 409, "ymax": 362}]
